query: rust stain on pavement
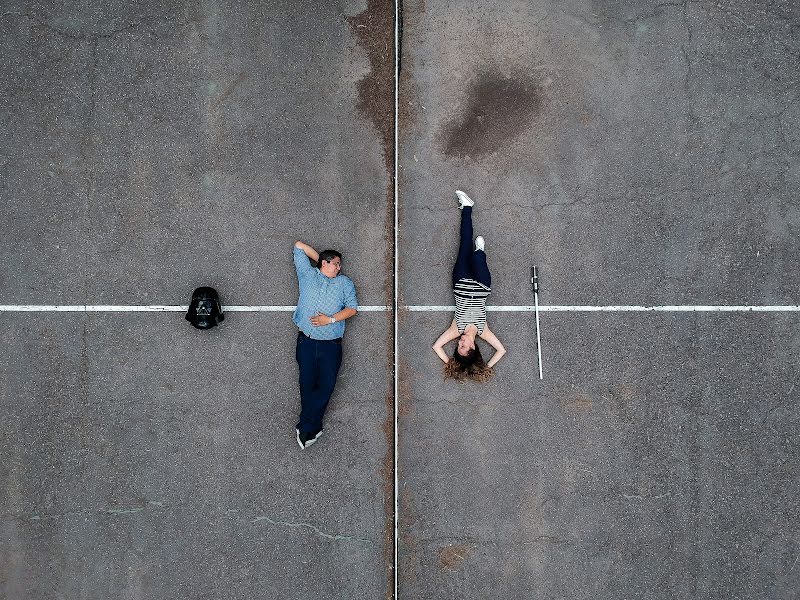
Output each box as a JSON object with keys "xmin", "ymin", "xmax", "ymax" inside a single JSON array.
[
  {"xmin": 347, "ymin": 2, "xmax": 396, "ymax": 598},
  {"xmin": 347, "ymin": 1, "xmax": 395, "ymax": 173},
  {"xmin": 562, "ymin": 392, "xmax": 593, "ymax": 412},
  {"xmin": 209, "ymin": 72, "xmax": 248, "ymax": 111},
  {"xmin": 438, "ymin": 543, "xmax": 475, "ymax": 570}
]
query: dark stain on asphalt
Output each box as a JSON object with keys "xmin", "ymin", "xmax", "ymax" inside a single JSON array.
[
  {"xmin": 347, "ymin": 1, "xmax": 395, "ymax": 173},
  {"xmin": 606, "ymin": 383, "xmax": 636, "ymax": 424},
  {"xmin": 443, "ymin": 74, "xmax": 542, "ymax": 159}
]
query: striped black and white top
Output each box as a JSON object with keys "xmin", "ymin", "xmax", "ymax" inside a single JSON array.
[{"xmin": 454, "ymin": 278, "xmax": 491, "ymax": 334}]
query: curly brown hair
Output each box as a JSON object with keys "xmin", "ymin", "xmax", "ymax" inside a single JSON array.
[{"xmin": 443, "ymin": 342, "xmax": 495, "ymax": 383}]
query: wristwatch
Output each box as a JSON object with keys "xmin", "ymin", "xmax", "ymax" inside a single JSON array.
[{"xmin": 329, "ymin": 316, "xmax": 336, "ymax": 324}]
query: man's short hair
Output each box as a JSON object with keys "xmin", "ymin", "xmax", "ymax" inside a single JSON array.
[{"xmin": 318, "ymin": 250, "xmax": 342, "ymax": 268}]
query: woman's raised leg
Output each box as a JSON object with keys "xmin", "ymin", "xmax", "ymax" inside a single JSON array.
[{"xmin": 452, "ymin": 205, "xmax": 474, "ymax": 285}]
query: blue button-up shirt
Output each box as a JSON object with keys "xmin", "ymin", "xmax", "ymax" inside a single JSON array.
[{"xmin": 292, "ymin": 247, "xmax": 358, "ymax": 340}]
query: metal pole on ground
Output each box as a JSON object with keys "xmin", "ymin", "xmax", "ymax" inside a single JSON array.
[{"xmin": 532, "ymin": 266, "xmax": 543, "ymax": 380}]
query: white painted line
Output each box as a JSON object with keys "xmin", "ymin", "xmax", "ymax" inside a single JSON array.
[
  {"xmin": 405, "ymin": 305, "xmax": 800, "ymax": 312},
  {"xmin": 0, "ymin": 305, "xmax": 187, "ymax": 312},
  {"xmin": 219, "ymin": 306, "xmax": 296, "ymax": 312},
  {"xmin": 393, "ymin": 1, "xmax": 401, "ymax": 596},
  {"xmin": 3, "ymin": 304, "xmax": 798, "ymax": 313},
  {"xmin": 0, "ymin": 305, "xmax": 392, "ymax": 312}
]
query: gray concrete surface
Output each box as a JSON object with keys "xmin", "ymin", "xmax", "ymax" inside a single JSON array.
[
  {"xmin": 399, "ymin": 0, "xmax": 799, "ymax": 306},
  {"xmin": 399, "ymin": 312, "xmax": 799, "ymax": 599},
  {"xmin": 2, "ymin": 0, "xmax": 800, "ymax": 599},
  {"xmin": 1, "ymin": 1, "xmax": 393, "ymax": 599},
  {"xmin": 1, "ymin": 0, "xmax": 391, "ymax": 305},
  {"xmin": 2, "ymin": 314, "xmax": 390, "ymax": 599},
  {"xmin": 398, "ymin": 0, "xmax": 799, "ymax": 598}
]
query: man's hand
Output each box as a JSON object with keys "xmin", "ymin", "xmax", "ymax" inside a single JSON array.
[
  {"xmin": 310, "ymin": 313, "xmax": 333, "ymax": 327},
  {"xmin": 295, "ymin": 241, "xmax": 320, "ymax": 263}
]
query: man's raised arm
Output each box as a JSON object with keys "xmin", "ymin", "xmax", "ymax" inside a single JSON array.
[{"xmin": 294, "ymin": 241, "xmax": 320, "ymax": 263}]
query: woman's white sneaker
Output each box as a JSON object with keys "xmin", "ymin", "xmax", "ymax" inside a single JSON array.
[
  {"xmin": 474, "ymin": 236, "xmax": 485, "ymax": 251},
  {"xmin": 455, "ymin": 190, "xmax": 474, "ymax": 209}
]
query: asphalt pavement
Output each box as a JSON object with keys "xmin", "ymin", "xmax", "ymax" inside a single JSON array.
[
  {"xmin": 398, "ymin": 0, "xmax": 798, "ymax": 598},
  {"xmin": 1, "ymin": 1, "xmax": 798, "ymax": 599},
  {"xmin": 2, "ymin": 1, "xmax": 393, "ymax": 599}
]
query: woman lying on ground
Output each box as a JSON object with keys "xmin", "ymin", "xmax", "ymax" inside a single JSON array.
[{"xmin": 432, "ymin": 191, "xmax": 506, "ymax": 382}]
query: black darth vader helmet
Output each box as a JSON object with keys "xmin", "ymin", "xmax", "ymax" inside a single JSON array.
[{"xmin": 186, "ymin": 287, "xmax": 224, "ymax": 330}]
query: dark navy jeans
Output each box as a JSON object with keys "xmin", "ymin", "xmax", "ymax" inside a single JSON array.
[
  {"xmin": 452, "ymin": 206, "xmax": 491, "ymax": 287},
  {"xmin": 296, "ymin": 332, "xmax": 343, "ymax": 434}
]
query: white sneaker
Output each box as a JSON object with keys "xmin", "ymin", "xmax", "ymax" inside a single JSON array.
[
  {"xmin": 303, "ymin": 430, "xmax": 323, "ymax": 449},
  {"xmin": 474, "ymin": 236, "xmax": 485, "ymax": 251},
  {"xmin": 455, "ymin": 190, "xmax": 474, "ymax": 209}
]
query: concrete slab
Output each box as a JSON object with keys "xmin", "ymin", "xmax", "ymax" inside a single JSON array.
[
  {"xmin": 1, "ymin": 1, "xmax": 395, "ymax": 598},
  {"xmin": 1, "ymin": 0, "xmax": 392, "ymax": 306},
  {"xmin": 398, "ymin": 0, "xmax": 799, "ymax": 307},
  {"xmin": 1, "ymin": 312, "xmax": 391, "ymax": 599},
  {"xmin": 398, "ymin": 0, "xmax": 799, "ymax": 598},
  {"xmin": 399, "ymin": 311, "xmax": 799, "ymax": 598},
  {"xmin": 3, "ymin": 0, "xmax": 799, "ymax": 598}
]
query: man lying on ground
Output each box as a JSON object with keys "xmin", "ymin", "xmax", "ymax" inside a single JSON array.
[{"xmin": 292, "ymin": 241, "xmax": 358, "ymax": 449}]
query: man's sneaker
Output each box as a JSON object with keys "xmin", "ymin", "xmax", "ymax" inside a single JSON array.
[
  {"xmin": 298, "ymin": 429, "xmax": 323, "ymax": 449},
  {"xmin": 455, "ymin": 190, "xmax": 474, "ymax": 209},
  {"xmin": 307, "ymin": 430, "xmax": 323, "ymax": 447},
  {"xmin": 474, "ymin": 236, "xmax": 485, "ymax": 252}
]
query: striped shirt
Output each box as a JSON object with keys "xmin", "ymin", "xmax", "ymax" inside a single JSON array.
[{"xmin": 454, "ymin": 278, "xmax": 491, "ymax": 334}]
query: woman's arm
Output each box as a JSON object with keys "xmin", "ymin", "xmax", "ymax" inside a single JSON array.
[
  {"xmin": 294, "ymin": 241, "xmax": 320, "ymax": 263},
  {"xmin": 432, "ymin": 319, "xmax": 460, "ymax": 363},
  {"xmin": 479, "ymin": 325, "xmax": 506, "ymax": 368}
]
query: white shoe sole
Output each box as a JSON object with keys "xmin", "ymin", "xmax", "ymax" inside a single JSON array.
[
  {"xmin": 474, "ymin": 236, "xmax": 485, "ymax": 251},
  {"xmin": 297, "ymin": 429, "xmax": 323, "ymax": 449},
  {"xmin": 304, "ymin": 430, "xmax": 323, "ymax": 448},
  {"xmin": 455, "ymin": 190, "xmax": 474, "ymax": 208}
]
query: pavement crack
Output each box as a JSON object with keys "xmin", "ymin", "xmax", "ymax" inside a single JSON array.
[
  {"xmin": 624, "ymin": 1, "xmax": 684, "ymax": 23},
  {"xmin": 523, "ymin": 535, "xmax": 569, "ymax": 545},
  {"xmin": 764, "ymin": 93, "xmax": 800, "ymax": 122},
  {"xmin": 81, "ymin": 37, "xmax": 99, "ymax": 312},
  {"xmin": 418, "ymin": 534, "xmax": 571, "ymax": 546},
  {"xmin": 251, "ymin": 515, "xmax": 373, "ymax": 544},
  {"xmin": 760, "ymin": 383, "xmax": 796, "ymax": 425},
  {"xmin": 405, "ymin": 197, "xmax": 617, "ymax": 213},
  {"xmin": 621, "ymin": 492, "xmax": 671, "ymax": 501},
  {"xmin": 3, "ymin": 502, "xmax": 168, "ymax": 522},
  {"xmin": 680, "ymin": 0, "xmax": 699, "ymax": 157},
  {"xmin": 7, "ymin": 505, "xmax": 373, "ymax": 547},
  {"xmin": 2, "ymin": 11, "xmax": 139, "ymax": 40},
  {"xmin": 209, "ymin": 72, "xmax": 248, "ymax": 111},
  {"xmin": 422, "ymin": 395, "xmax": 488, "ymax": 415}
]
